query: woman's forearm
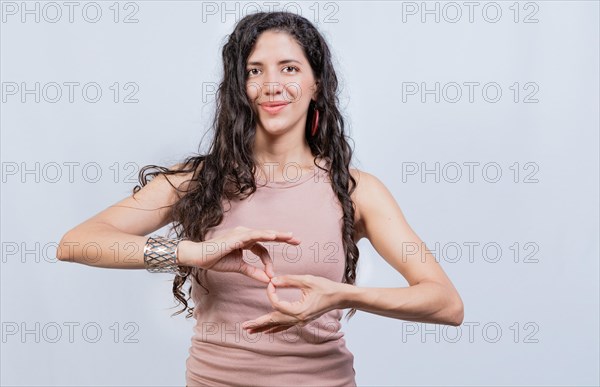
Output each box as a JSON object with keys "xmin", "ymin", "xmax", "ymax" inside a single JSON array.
[
  {"xmin": 337, "ymin": 281, "xmax": 464, "ymax": 326},
  {"xmin": 56, "ymin": 223, "xmax": 149, "ymax": 269}
]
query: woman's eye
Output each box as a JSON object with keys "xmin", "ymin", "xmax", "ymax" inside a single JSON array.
[{"xmin": 247, "ymin": 66, "xmax": 298, "ymax": 77}]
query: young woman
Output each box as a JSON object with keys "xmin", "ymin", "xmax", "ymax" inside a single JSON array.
[{"xmin": 58, "ymin": 11, "xmax": 464, "ymax": 386}]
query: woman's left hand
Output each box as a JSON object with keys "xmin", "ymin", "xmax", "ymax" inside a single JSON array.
[{"xmin": 241, "ymin": 274, "xmax": 344, "ymax": 334}]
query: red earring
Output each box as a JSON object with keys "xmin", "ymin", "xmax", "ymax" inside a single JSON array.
[{"xmin": 311, "ymin": 107, "xmax": 320, "ymax": 136}]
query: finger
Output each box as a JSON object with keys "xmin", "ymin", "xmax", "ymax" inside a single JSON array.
[
  {"xmin": 226, "ymin": 230, "xmax": 300, "ymax": 253},
  {"xmin": 270, "ymin": 275, "xmax": 308, "ymax": 288},
  {"xmin": 257, "ymin": 229, "xmax": 301, "ymax": 244},
  {"xmin": 246, "ymin": 320, "xmax": 294, "ymax": 334},
  {"xmin": 249, "ymin": 243, "xmax": 275, "ymax": 278},
  {"xmin": 263, "ymin": 324, "xmax": 294, "ymax": 335},
  {"xmin": 273, "ymin": 230, "xmax": 301, "ymax": 245},
  {"xmin": 238, "ymin": 261, "xmax": 270, "ymax": 284},
  {"xmin": 242, "ymin": 314, "xmax": 279, "ymax": 331},
  {"xmin": 240, "ymin": 230, "xmax": 277, "ymax": 245},
  {"xmin": 284, "ymin": 236, "xmax": 302, "ymax": 245},
  {"xmin": 248, "ymin": 324, "xmax": 276, "ymax": 334},
  {"xmin": 274, "ymin": 232, "xmax": 301, "ymax": 245}
]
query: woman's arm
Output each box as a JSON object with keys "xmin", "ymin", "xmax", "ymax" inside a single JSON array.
[
  {"xmin": 340, "ymin": 169, "xmax": 464, "ymax": 326},
  {"xmin": 56, "ymin": 164, "xmax": 196, "ymax": 269}
]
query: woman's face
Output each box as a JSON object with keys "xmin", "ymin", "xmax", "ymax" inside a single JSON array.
[{"xmin": 245, "ymin": 30, "xmax": 318, "ymax": 136}]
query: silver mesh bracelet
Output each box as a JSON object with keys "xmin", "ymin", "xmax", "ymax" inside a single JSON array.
[{"xmin": 143, "ymin": 235, "xmax": 187, "ymax": 277}]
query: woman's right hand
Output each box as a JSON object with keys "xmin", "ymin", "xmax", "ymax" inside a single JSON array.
[{"xmin": 178, "ymin": 226, "xmax": 301, "ymax": 283}]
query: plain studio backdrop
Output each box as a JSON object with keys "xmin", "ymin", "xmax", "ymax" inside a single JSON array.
[{"xmin": 1, "ymin": 1, "xmax": 598, "ymax": 386}]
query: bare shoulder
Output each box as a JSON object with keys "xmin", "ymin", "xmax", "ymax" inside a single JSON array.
[
  {"xmin": 348, "ymin": 167, "xmax": 413, "ymax": 246},
  {"xmin": 350, "ymin": 166, "xmax": 396, "ymax": 197},
  {"xmin": 129, "ymin": 159, "xmax": 204, "ymax": 214},
  {"xmin": 348, "ymin": 167, "xmax": 384, "ymax": 243},
  {"xmin": 348, "ymin": 167, "xmax": 381, "ymax": 205}
]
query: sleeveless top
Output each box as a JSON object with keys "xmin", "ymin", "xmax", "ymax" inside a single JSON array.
[{"xmin": 185, "ymin": 158, "xmax": 357, "ymax": 386}]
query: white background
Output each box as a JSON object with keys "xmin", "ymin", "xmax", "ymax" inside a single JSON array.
[{"xmin": 1, "ymin": 1, "xmax": 599, "ymax": 385}]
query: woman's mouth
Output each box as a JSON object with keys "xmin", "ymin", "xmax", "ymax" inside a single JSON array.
[{"xmin": 260, "ymin": 102, "xmax": 290, "ymax": 115}]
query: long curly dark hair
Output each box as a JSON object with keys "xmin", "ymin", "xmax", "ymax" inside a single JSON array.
[{"xmin": 132, "ymin": 11, "xmax": 360, "ymax": 322}]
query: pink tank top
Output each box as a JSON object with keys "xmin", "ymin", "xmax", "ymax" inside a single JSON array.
[{"xmin": 185, "ymin": 158, "xmax": 357, "ymax": 386}]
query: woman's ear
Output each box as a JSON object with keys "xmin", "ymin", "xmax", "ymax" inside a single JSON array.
[{"xmin": 312, "ymin": 81, "xmax": 320, "ymax": 101}]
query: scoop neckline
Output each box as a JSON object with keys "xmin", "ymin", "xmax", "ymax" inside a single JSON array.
[{"xmin": 255, "ymin": 158, "xmax": 328, "ymax": 189}]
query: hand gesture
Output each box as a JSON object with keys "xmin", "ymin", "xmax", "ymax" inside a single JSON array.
[{"xmin": 186, "ymin": 226, "xmax": 301, "ymax": 283}]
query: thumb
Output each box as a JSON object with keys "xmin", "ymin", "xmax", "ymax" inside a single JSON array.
[
  {"xmin": 270, "ymin": 274, "xmax": 308, "ymax": 287},
  {"xmin": 266, "ymin": 282, "xmax": 301, "ymax": 315}
]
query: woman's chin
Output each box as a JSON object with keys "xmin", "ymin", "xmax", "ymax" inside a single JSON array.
[{"xmin": 258, "ymin": 124, "xmax": 289, "ymax": 135}]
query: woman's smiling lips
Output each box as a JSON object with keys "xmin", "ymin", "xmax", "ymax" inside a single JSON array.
[{"xmin": 259, "ymin": 101, "xmax": 290, "ymax": 114}]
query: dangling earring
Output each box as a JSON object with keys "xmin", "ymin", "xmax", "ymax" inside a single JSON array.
[{"xmin": 311, "ymin": 105, "xmax": 320, "ymax": 136}]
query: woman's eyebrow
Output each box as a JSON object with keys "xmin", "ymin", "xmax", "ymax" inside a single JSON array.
[{"xmin": 247, "ymin": 59, "xmax": 302, "ymax": 66}]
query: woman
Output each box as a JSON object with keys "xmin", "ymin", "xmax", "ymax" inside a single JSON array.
[{"xmin": 57, "ymin": 11, "xmax": 464, "ymax": 386}]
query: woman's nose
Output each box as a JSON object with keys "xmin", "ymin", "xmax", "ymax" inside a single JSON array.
[
  {"xmin": 263, "ymin": 81, "xmax": 284, "ymax": 99},
  {"xmin": 263, "ymin": 67, "xmax": 281, "ymax": 82}
]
